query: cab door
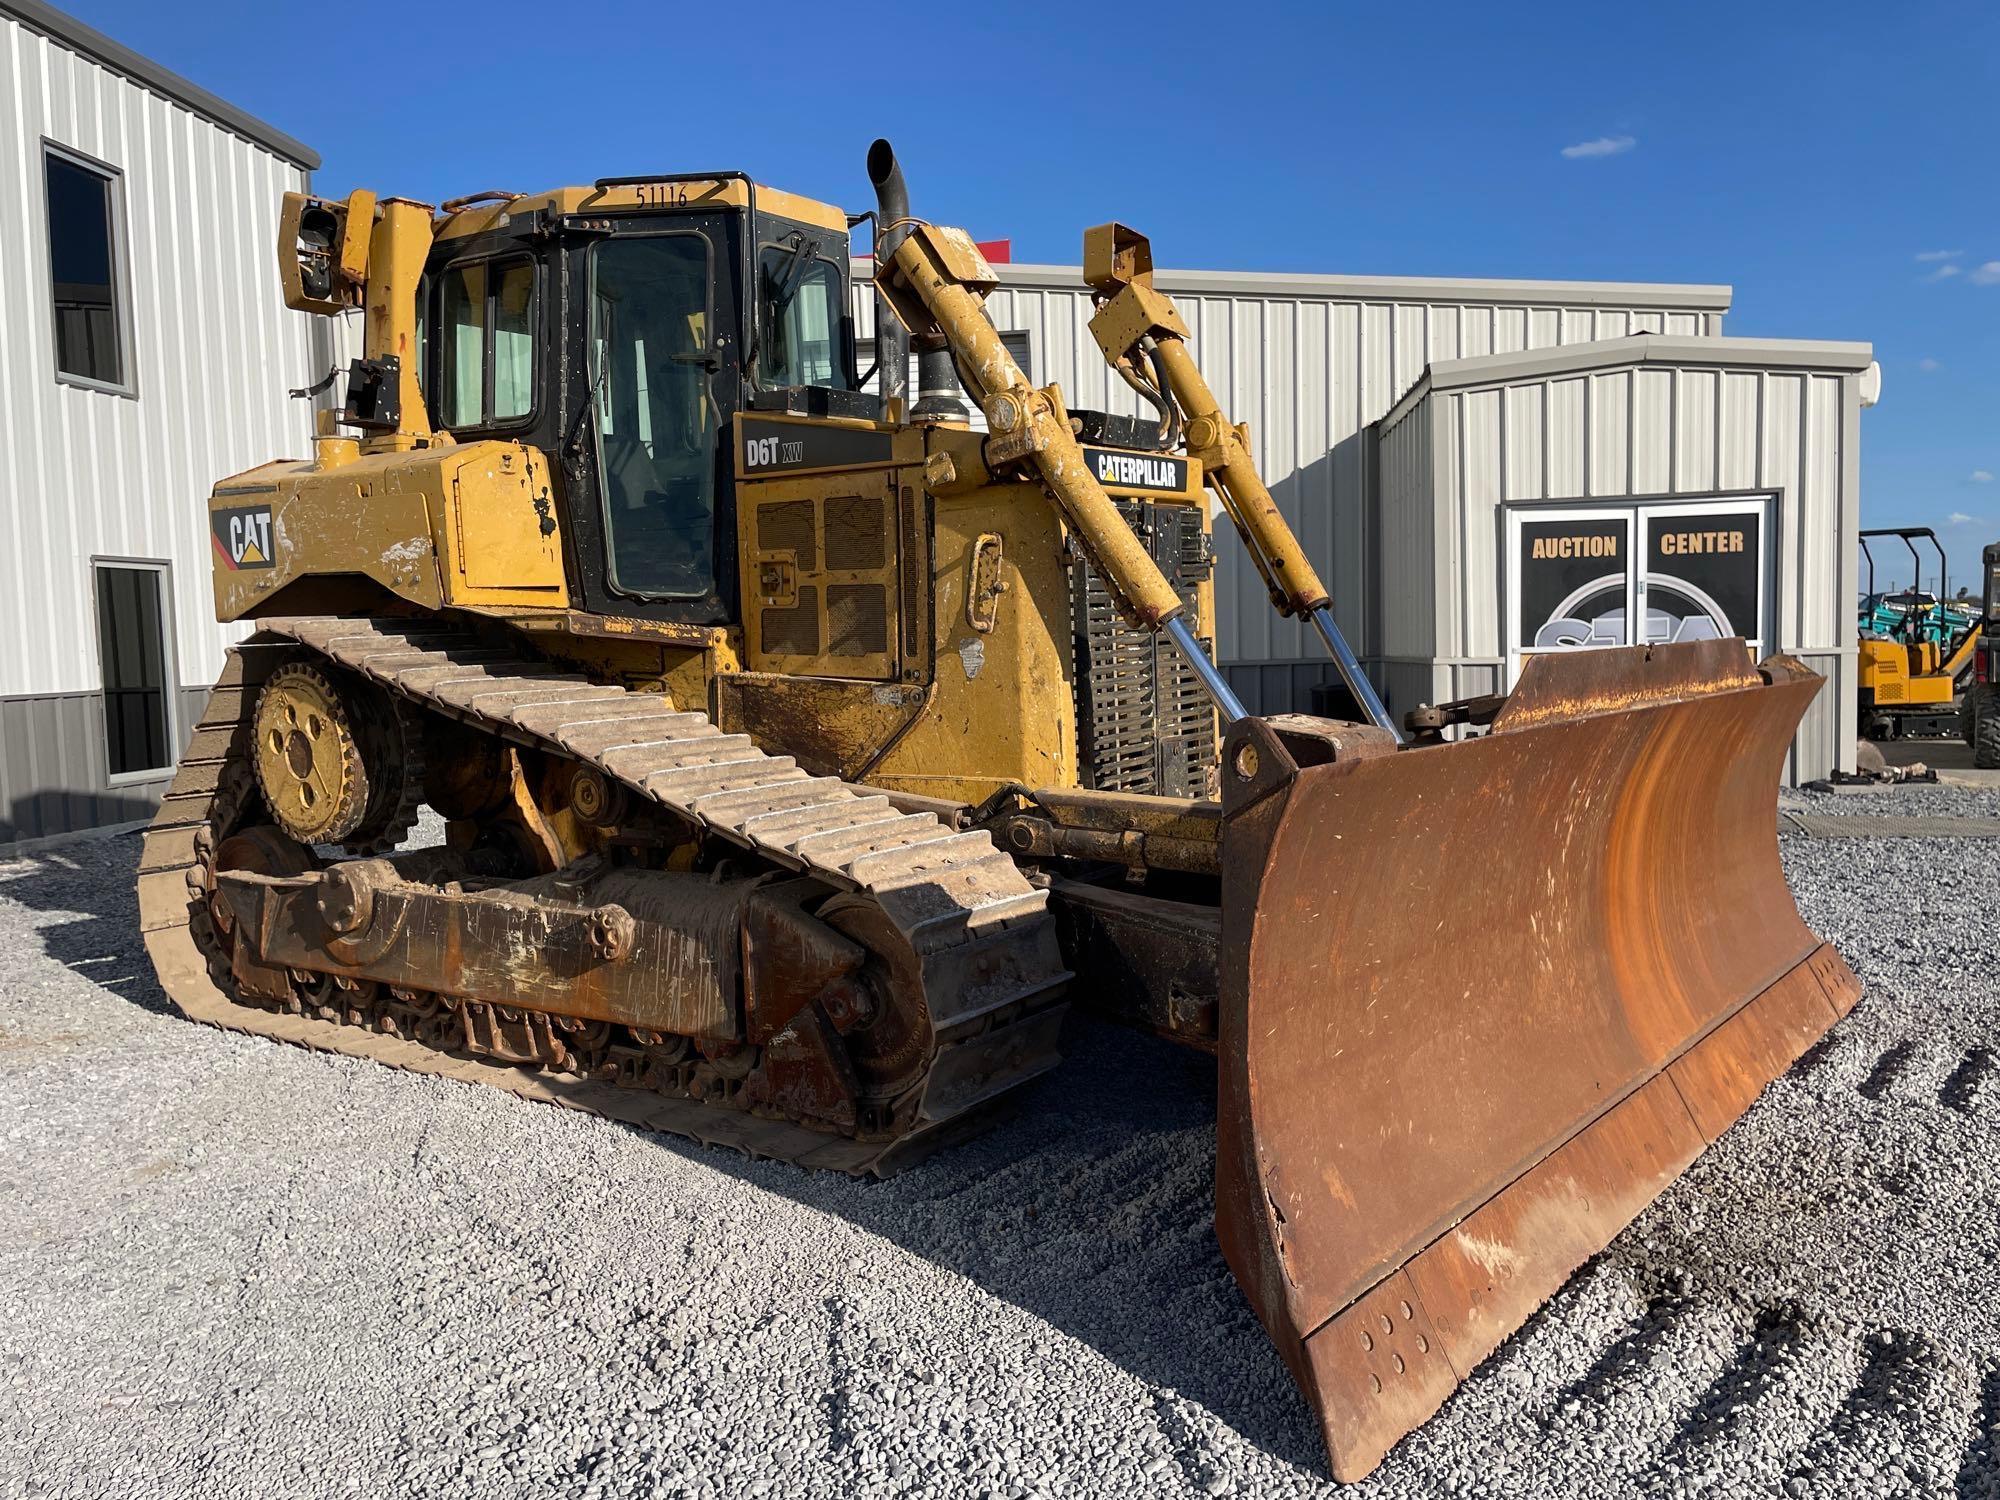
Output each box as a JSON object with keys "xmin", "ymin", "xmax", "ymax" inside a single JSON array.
[{"xmin": 560, "ymin": 214, "xmax": 744, "ymax": 626}]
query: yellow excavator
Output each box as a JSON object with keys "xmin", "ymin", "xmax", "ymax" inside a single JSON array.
[
  {"xmin": 138, "ymin": 141, "xmax": 1861, "ymax": 1480},
  {"xmin": 1856, "ymin": 526, "xmax": 1984, "ymax": 741}
]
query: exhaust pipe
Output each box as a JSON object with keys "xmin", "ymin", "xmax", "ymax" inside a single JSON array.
[
  {"xmin": 865, "ymin": 140, "xmax": 911, "ymax": 413},
  {"xmin": 865, "ymin": 139, "xmax": 969, "ymax": 422}
]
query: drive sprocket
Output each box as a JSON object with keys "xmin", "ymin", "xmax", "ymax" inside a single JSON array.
[{"xmin": 252, "ymin": 660, "xmax": 416, "ymax": 849}]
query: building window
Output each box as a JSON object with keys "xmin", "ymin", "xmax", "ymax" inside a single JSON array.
[
  {"xmin": 44, "ymin": 145, "xmax": 131, "ymax": 392},
  {"xmin": 94, "ymin": 563, "xmax": 174, "ymax": 777}
]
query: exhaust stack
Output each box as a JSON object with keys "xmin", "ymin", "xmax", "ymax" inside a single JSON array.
[
  {"xmin": 865, "ymin": 140, "xmax": 911, "ymax": 413},
  {"xmin": 866, "ymin": 140, "xmax": 968, "ymax": 422}
]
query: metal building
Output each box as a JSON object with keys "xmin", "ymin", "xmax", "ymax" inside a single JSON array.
[
  {"xmin": 858, "ymin": 263, "xmax": 1866, "ymax": 782},
  {"xmin": 0, "ymin": 55, "xmax": 1865, "ymax": 849},
  {"xmin": 0, "ymin": 0, "xmax": 320, "ymax": 844},
  {"xmin": 857, "ymin": 264, "xmax": 1732, "ymax": 692},
  {"xmin": 1375, "ymin": 336, "xmax": 1874, "ymax": 783}
]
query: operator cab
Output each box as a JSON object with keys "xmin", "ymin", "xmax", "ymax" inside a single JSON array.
[
  {"xmin": 1857, "ymin": 526, "xmax": 1969, "ymax": 646},
  {"xmin": 421, "ymin": 176, "xmax": 870, "ymax": 626},
  {"xmin": 1881, "ymin": 590, "xmax": 1939, "ymax": 640}
]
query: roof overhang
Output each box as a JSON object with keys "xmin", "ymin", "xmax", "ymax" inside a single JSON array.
[
  {"xmin": 3, "ymin": 0, "xmax": 319, "ymax": 170},
  {"xmin": 853, "ymin": 259, "xmax": 1732, "ymax": 313},
  {"xmin": 1381, "ymin": 333, "xmax": 1877, "ymax": 431}
]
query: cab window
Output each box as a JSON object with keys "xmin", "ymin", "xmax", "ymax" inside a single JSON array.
[
  {"xmin": 756, "ymin": 246, "xmax": 846, "ymax": 390},
  {"xmin": 437, "ymin": 258, "xmax": 536, "ymax": 428},
  {"xmin": 590, "ymin": 234, "xmax": 717, "ymax": 599}
]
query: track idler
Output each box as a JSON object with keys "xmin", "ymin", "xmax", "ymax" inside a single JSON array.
[{"xmin": 1212, "ymin": 640, "xmax": 1862, "ymax": 1480}]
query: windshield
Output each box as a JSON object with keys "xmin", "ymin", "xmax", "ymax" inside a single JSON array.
[
  {"xmin": 756, "ymin": 245, "xmax": 846, "ymax": 390},
  {"xmin": 1988, "ymin": 558, "xmax": 1999, "ymax": 619},
  {"xmin": 590, "ymin": 234, "xmax": 717, "ymax": 599}
]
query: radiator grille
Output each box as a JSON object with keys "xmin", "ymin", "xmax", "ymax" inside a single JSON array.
[{"xmin": 1070, "ymin": 500, "xmax": 1217, "ymax": 798}]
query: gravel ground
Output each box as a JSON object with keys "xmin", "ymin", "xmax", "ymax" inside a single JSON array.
[
  {"xmin": 0, "ymin": 791, "xmax": 1995, "ymax": 1500},
  {"xmin": 1788, "ymin": 781, "xmax": 2000, "ymax": 820}
]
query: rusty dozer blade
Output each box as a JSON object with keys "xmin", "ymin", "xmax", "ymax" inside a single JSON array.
[{"xmin": 1214, "ymin": 640, "xmax": 1861, "ymax": 1482}]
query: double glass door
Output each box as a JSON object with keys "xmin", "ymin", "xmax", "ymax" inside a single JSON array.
[{"xmin": 1505, "ymin": 496, "xmax": 1771, "ymax": 681}]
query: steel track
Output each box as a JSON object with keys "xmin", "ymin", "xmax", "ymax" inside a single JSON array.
[{"xmin": 138, "ymin": 618, "xmax": 1071, "ymax": 1176}]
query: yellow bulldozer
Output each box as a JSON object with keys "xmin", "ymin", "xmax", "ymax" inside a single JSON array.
[{"xmin": 138, "ymin": 140, "xmax": 1861, "ymax": 1480}]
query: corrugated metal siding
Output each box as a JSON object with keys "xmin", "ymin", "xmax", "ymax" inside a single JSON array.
[
  {"xmin": 855, "ymin": 270, "xmax": 1725, "ymax": 676},
  {"xmin": 1378, "ymin": 353, "xmax": 1862, "ymax": 783},
  {"xmin": 1376, "ymin": 398, "xmax": 1434, "ymax": 660},
  {"xmin": 0, "ymin": 14, "xmax": 320, "ymax": 838},
  {"xmin": 1789, "ymin": 650, "xmax": 1847, "ymax": 790},
  {"xmin": 0, "ymin": 688, "xmax": 195, "ymax": 842},
  {"xmin": 0, "ymin": 12, "xmax": 318, "ymax": 707}
]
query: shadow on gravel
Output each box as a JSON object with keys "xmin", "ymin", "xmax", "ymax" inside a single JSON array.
[
  {"xmin": 620, "ymin": 1021, "xmax": 1332, "ymax": 1473},
  {"xmin": 1, "ymin": 830, "xmax": 1329, "ymax": 1475},
  {"xmin": 0, "ymin": 830, "xmax": 175, "ymax": 1017}
]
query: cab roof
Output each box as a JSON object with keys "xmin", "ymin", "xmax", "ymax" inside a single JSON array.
[{"xmin": 434, "ymin": 179, "xmax": 849, "ymax": 242}]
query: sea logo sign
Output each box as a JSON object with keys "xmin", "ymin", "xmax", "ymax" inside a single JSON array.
[
  {"xmin": 211, "ymin": 503, "xmax": 275, "ymax": 571},
  {"xmin": 1516, "ymin": 506, "xmax": 1766, "ymax": 654}
]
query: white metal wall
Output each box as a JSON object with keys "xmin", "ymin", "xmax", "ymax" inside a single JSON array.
[
  {"xmin": 1375, "ymin": 340, "xmax": 1869, "ymax": 783},
  {"xmin": 856, "ymin": 264, "xmax": 1727, "ymax": 708},
  {"xmin": 0, "ymin": 9, "xmax": 321, "ymax": 840},
  {"xmin": 0, "ymin": 11, "xmax": 318, "ymax": 701}
]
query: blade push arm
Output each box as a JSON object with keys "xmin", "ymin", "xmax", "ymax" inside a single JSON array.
[
  {"xmin": 1082, "ymin": 224, "xmax": 1398, "ymax": 739},
  {"xmin": 875, "ymin": 223, "xmax": 1248, "ymax": 721}
]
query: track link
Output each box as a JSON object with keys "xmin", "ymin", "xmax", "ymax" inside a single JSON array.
[{"xmin": 137, "ymin": 619, "xmax": 1071, "ymax": 1175}]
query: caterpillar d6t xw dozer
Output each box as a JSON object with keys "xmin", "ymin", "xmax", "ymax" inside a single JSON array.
[{"xmin": 139, "ymin": 140, "xmax": 1861, "ymax": 1479}]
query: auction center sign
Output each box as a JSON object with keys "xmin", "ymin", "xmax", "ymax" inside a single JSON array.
[
  {"xmin": 1511, "ymin": 499, "xmax": 1770, "ymax": 660},
  {"xmin": 1518, "ymin": 516, "xmax": 1632, "ymax": 648},
  {"xmin": 1642, "ymin": 510, "xmax": 1762, "ymax": 647}
]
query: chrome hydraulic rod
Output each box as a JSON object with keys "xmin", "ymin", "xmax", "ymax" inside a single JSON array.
[
  {"xmin": 1166, "ymin": 616, "xmax": 1248, "ymax": 723},
  {"xmin": 1081, "ymin": 223, "xmax": 1403, "ymax": 742},
  {"xmin": 1310, "ymin": 608, "xmax": 1400, "ymax": 743}
]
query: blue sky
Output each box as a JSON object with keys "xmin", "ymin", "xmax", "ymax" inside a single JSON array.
[{"xmin": 70, "ymin": 0, "xmax": 1999, "ymax": 591}]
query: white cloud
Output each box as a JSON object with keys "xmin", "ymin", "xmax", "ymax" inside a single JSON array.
[
  {"xmin": 1948, "ymin": 512, "xmax": 1982, "ymax": 525},
  {"xmin": 1971, "ymin": 471, "xmax": 1995, "ymax": 483},
  {"xmin": 1928, "ymin": 263, "xmax": 1964, "ymax": 281},
  {"xmin": 1561, "ymin": 135, "xmax": 1637, "ymax": 160},
  {"xmin": 1915, "ymin": 249, "xmax": 1964, "ymax": 262},
  {"xmin": 1919, "ymin": 357, "xmax": 1942, "ymax": 371},
  {"xmin": 1970, "ymin": 261, "xmax": 2000, "ymax": 285}
]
